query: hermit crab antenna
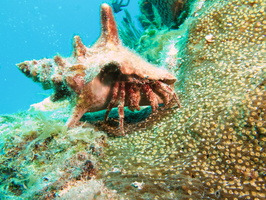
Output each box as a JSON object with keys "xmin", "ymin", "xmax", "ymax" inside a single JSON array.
[{"xmin": 99, "ymin": 3, "xmax": 120, "ymax": 45}]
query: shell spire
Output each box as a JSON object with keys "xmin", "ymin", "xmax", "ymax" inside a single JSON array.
[
  {"xmin": 73, "ymin": 35, "xmax": 87, "ymax": 62},
  {"xmin": 98, "ymin": 3, "xmax": 120, "ymax": 45}
]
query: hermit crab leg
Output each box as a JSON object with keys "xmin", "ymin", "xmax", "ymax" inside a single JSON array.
[
  {"xmin": 152, "ymin": 84, "xmax": 171, "ymax": 105},
  {"xmin": 141, "ymin": 84, "xmax": 159, "ymax": 112},
  {"xmin": 118, "ymin": 82, "xmax": 125, "ymax": 135},
  {"xmin": 172, "ymin": 93, "xmax": 181, "ymax": 108},
  {"xmin": 105, "ymin": 81, "xmax": 120, "ymax": 121},
  {"xmin": 128, "ymin": 83, "xmax": 141, "ymax": 111},
  {"xmin": 154, "ymin": 81, "xmax": 181, "ymax": 108}
]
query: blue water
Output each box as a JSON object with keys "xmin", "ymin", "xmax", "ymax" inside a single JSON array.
[{"xmin": 0, "ymin": 0, "xmax": 140, "ymax": 114}]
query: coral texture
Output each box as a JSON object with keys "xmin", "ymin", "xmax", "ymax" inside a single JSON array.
[
  {"xmin": 99, "ymin": 0, "xmax": 266, "ymax": 199},
  {"xmin": 17, "ymin": 4, "xmax": 180, "ymax": 135}
]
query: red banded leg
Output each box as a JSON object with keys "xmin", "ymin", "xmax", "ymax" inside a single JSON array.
[
  {"xmin": 105, "ymin": 81, "xmax": 119, "ymax": 121},
  {"xmin": 152, "ymin": 83, "xmax": 171, "ymax": 105},
  {"xmin": 128, "ymin": 83, "xmax": 141, "ymax": 111},
  {"xmin": 154, "ymin": 81, "xmax": 181, "ymax": 108},
  {"xmin": 142, "ymin": 84, "xmax": 159, "ymax": 112},
  {"xmin": 118, "ymin": 82, "xmax": 125, "ymax": 135}
]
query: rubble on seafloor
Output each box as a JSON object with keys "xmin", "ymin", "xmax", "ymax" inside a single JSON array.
[{"xmin": 0, "ymin": 0, "xmax": 265, "ymax": 199}]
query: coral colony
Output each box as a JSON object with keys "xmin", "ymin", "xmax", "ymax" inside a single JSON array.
[
  {"xmin": 17, "ymin": 4, "xmax": 181, "ymax": 135},
  {"xmin": 1, "ymin": 0, "xmax": 265, "ymax": 199}
]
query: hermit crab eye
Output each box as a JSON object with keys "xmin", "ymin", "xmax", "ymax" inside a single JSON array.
[
  {"xmin": 99, "ymin": 62, "xmax": 123, "ymax": 84},
  {"xmin": 102, "ymin": 62, "xmax": 120, "ymax": 73}
]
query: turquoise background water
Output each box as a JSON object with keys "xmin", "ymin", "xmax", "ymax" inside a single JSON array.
[{"xmin": 0, "ymin": 0, "xmax": 140, "ymax": 114}]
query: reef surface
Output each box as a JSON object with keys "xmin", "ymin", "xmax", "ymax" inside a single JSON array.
[{"xmin": 0, "ymin": 0, "xmax": 265, "ymax": 199}]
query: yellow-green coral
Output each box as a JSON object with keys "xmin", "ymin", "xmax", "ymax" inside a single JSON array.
[{"xmin": 99, "ymin": 0, "xmax": 266, "ymax": 199}]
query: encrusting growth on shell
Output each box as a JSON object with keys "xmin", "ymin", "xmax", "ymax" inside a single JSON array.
[{"xmin": 17, "ymin": 3, "xmax": 181, "ymax": 135}]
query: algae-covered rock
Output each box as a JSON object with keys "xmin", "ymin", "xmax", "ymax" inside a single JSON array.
[{"xmin": 0, "ymin": 110, "xmax": 116, "ymax": 199}]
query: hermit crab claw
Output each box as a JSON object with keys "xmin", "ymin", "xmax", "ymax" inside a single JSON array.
[{"xmin": 17, "ymin": 3, "xmax": 181, "ymax": 136}]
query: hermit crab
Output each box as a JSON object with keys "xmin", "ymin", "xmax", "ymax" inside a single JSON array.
[{"xmin": 17, "ymin": 3, "xmax": 181, "ymax": 135}]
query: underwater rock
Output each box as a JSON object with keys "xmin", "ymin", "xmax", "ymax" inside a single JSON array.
[
  {"xmin": 0, "ymin": 109, "xmax": 115, "ymax": 199},
  {"xmin": 17, "ymin": 4, "xmax": 180, "ymax": 135}
]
